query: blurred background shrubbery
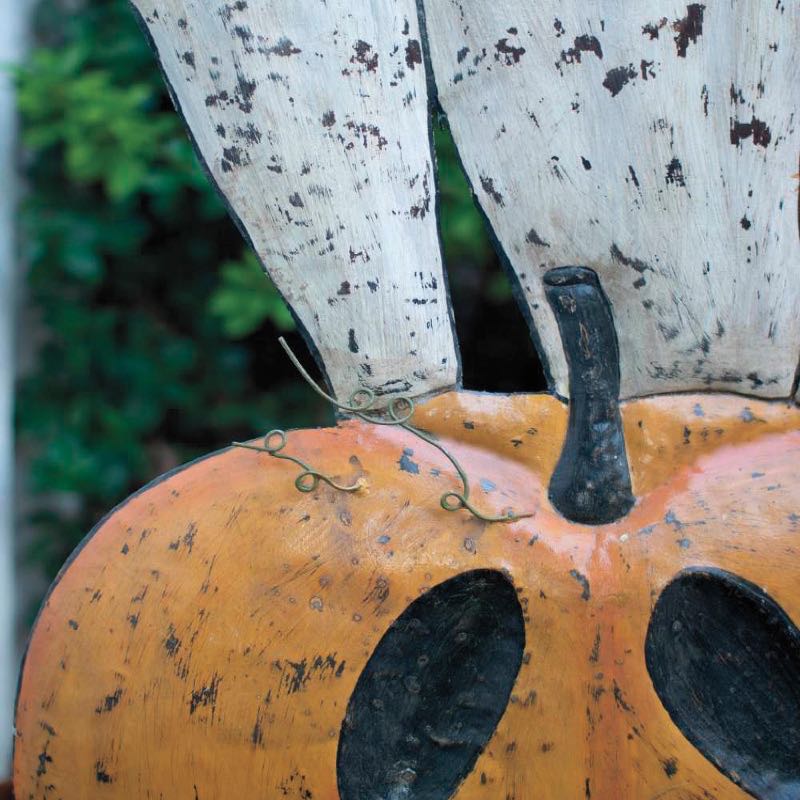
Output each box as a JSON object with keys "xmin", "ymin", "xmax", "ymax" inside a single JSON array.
[{"xmin": 14, "ymin": 0, "xmax": 543, "ymax": 627}]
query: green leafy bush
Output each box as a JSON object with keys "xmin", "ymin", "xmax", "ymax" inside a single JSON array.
[{"xmin": 210, "ymin": 251, "xmax": 295, "ymax": 338}]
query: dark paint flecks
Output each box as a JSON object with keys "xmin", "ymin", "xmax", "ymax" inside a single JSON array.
[
  {"xmin": 526, "ymin": 227, "xmax": 551, "ymax": 247},
  {"xmin": 95, "ymin": 688, "xmax": 123, "ymax": 715},
  {"xmin": 642, "ymin": 18, "xmax": 668, "ymax": 39},
  {"xmin": 662, "ymin": 757, "xmax": 679, "ymax": 777},
  {"xmin": 405, "ymin": 39, "xmax": 422, "ymax": 70},
  {"xmin": 480, "ymin": 175, "xmax": 505, "ymax": 206},
  {"xmin": 351, "ymin": 40, "xmax": 379, "ymax": 73},
  {"xmin": 610, "ymin": 244, "xmax": 652, "ymax": 275},
  {"xmin": 164, "ymin": 627, "xmax": 181, "ymax": 656},
  {"xmin": 666, "ymin": 158, "xmax": 687, "ymax": 188},
  {"xmin": 673, "ymin": 4, "xmax": 705, "ymax": 58},
  {"xmin": 559, "ymin": 34, "xmax": 603, "ymax": 67},
  {"xmin": 730, "ymin": 117, "xmax": 772, "ymax": 148},
  {"xmin": 570, "ymin": 569, "xmax": 591, "ymax": 601},
  {"xmin": 602, "ymin": 64, "xmax": 637, "ymax": 96},
  {"xmin": 189, "ymin": 673, "xmax": 222, "ymax": 716},
  {"xmin": 398, "ymin": 448, "xmax": 420, "ymax": 474},
  {"xmin": 612, "ymin": 680, "xmax": 633, "ymax": 712},
  {"xmin": 95, "ymin": 762, "xmax": 113, "ymax": 784},
  {"xmin": 276, "ymin": 654, "xmax": 345, "ymax": 697},
  {"xmin": 495, "ymin": 37, "xmax": 526, "ymax": 66}
]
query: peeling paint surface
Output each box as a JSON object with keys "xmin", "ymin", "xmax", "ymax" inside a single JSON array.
[
  {"xmin": 131, "ymin": 0, "xmax": 459, "ymax": 404},
  {"xmin": 12, "ymin": 392, "xmax": 800, "ymax": 797},
  {"xmin": 423, "ymin": 1, "xmax": 800, "ymax": 400}
]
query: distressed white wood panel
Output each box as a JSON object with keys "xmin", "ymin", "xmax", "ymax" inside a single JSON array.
[
  {"xmin": 423, "ymin": 1, "xmax": 799, "ymax": 399},
  {"xmin": 131, "ymin": 0, "xmax": 458, "ymax": 403}
]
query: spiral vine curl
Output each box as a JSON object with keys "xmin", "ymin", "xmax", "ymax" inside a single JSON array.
[
  {"xmin": 234, "ymin": 338, "xmax": 533, "ymax": 523},
  {"xmin": 232, "ymin": 430, "xmax": 365, "ymax": 494}
]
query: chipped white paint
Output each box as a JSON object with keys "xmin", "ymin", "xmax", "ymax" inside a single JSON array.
[
  {"xmin": 131, "ymin": 0, "xmax": 458, "ymax": 403},
  {"xmin": 423, "ymin": 1, "xmax": 799, "ymax": 399}
]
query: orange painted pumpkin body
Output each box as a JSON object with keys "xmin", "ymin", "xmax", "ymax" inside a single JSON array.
[{"xmin": 13, "ymin": 392, "xmax": 800, "ymax": 799}]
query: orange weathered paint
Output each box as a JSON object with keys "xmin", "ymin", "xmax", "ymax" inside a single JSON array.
[{"xmin": 13, "ymin": 392, "xmax": 800, "ymax": 799}]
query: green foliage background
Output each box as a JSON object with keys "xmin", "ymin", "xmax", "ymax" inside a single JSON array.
[{"xmin": 15, "ymin": 0, "xmax": 540, "ymax": 621}]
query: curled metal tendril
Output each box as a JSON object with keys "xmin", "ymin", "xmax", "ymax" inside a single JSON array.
[
  {"xmin": 233, "ymin": 430, "xmax": 364, "ymax": 494},
  {"xmin": 238, "ymin": 338, "xmax": 531, "ymax": 524}
]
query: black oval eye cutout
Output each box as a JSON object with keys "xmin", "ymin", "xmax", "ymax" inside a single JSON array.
[
  {"xmin": 337, "ymin": 569, "xmax": 525, "ymax": 800},
  {"xmin": 645, "ymin": 567, "xmax": 800, "ymax": 800}
]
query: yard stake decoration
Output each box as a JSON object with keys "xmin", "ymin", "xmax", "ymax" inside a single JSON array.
[{"xmin": 13, "ymin": 2, "xmax": 800, "ymax": 799}]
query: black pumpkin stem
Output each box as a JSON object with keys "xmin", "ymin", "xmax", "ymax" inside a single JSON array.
[{"xmin": 544, "ymin": 267, "xmax": 635, "ymax": 525}]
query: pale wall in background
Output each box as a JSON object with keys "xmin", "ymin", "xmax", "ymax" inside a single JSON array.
[{"xmin": 0, "ymin": 0, "xmax": 32, "ymax": 774}]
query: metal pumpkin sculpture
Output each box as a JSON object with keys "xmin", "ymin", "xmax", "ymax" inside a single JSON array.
[{"xmin": 13, "ymin": 2, "xmax": 800, "ymax": 799}]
